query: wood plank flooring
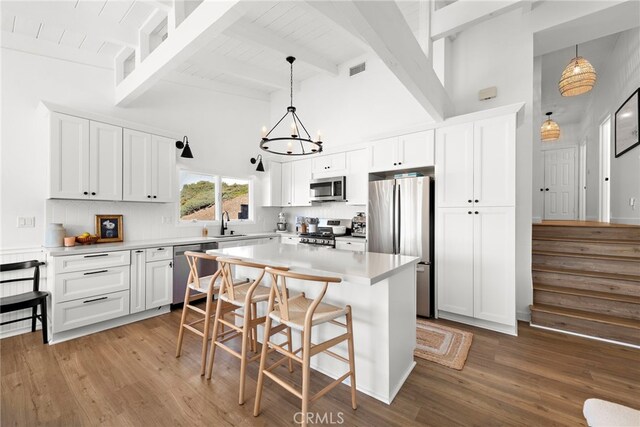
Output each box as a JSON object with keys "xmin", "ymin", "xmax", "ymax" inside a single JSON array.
[{"xmin": 2, "ymin": 311, "xmax": 639, "ymax": 426}]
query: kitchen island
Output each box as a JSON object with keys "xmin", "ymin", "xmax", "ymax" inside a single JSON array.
[{"xmin": 206, "ymin": 242, "xmax": 419, "ymax": 404}]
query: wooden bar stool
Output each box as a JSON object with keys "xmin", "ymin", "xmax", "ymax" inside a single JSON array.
[
  {"xmin": 175, "ymin": 251, "xmax": 246, "ymax": 376},
  {"xmin": 253, "ymin": 268, "xmax": 357, "ymax": 426},
  {"xmin": 206, "ymin": 257, "xmax": 292, "ymax": 405}
]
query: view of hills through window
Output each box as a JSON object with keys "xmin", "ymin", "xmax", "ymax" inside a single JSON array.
[{"xmin": 179, "ymin": 172, "xmax": 250, "ymax": 221}]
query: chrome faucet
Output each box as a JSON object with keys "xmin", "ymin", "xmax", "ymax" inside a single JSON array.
[{"xmin": 220, "ymin": 211, "xmax": 230, "ymax": 235}]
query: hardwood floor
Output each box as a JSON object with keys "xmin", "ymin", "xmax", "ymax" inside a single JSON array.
[{"xmin": 2, "ymin": 311, "xmax": 639, "ymax": 426}]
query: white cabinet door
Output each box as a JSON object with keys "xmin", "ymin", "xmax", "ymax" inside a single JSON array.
[
  {"xmin": 436, "ymin": 123, "xmax": 474, "ymax": 208},
  {"xmin": 312, "ymin": 153, "xmax": 346, "ymax": 178},
  {"xmin": 370, "ymin": 137, "xmax": 397, "ymax": 172},
  {"xmin": 335, "ymin": 241, "xmax": 366, "ymax": 252},
  {"xmin": 312, "ymin": 156, "xmax": 332, "ymax": 174},
  {"xmin": 49, "ymin": 113, "xmax": 90, "ymax": 199},
  {"xmin": 130, "ymin": 250, "xmax": 146, "ymax": 314},
  {"xmin": 123, "ymin": 129, "xmax": 152, "ymax": 201},
  {"xmin": 473, "ymin": 207, "xmax": 515, "ymax": 325},
  {"xmin": 262, "ymin": 161, "xmax": 282, "ymax": 207},
  {"xmin": 473, "ymin": 116, "xmax": 515, "ymax": 207},
  {"xmin": 89, "ymin": 121, "xmax": 122, "ymax": 201},
  {"xmin": 346, "ymin": 149, "xmax": 368, "ymax": 205},
  {"xmin": 151, "ymin": 135, "xmax": 175, "ymax": 202},
  {"xmin": 54, "ymin": 290, "xmax": 130, "ymax": 333},
  {"xmin": 436, "ymin": 208, "xmax": 474, "ymax": 317},
  {"xmin": 292, "ymin": 159, "xmax": 312, "ymax": 206},
  {"xmin": 399, "ymin": 130, "xmax": 434, "ymax": 168},
  {"xmin": 281, "ymin": 162, "xmax": 292, "ymax": 206},
  {"xmin": 145, "ymin": 259, "xmax": 173, "ymax": 309}
]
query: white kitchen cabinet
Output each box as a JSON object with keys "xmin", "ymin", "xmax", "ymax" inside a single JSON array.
[
  {"xmin": 262, "ymin": 161, "xmax": 282, "ymax": 207},
  {"xmin": 436, "ymin": 208, "xmax": 474, "ymax": 317},
  {"xmin": 435, "ymin": 123, "xmax": 474, "ymax": 208},
  {"xmin": 335, "ymin": 240, "xmax": 366, "ymax": 252},
  {"xmin": 123, "ymin": 129, "xmax": 176, "ymax": 202},
  {"xmin": 281, "ymin": 162, "xmax": 293, "ymax": 206},
  {"xmin": 370, "ymin": 130, "xmax": 434, "ymax": 172},
  {"xmin": 436, "ymin": 206, "xmax": 515, "ymax": 327},
  {"xmin": 54, "ymin": 290, "xmax": 130, "ymax": 333},
  {"xmin": 145, "ymin": 259, "xmax": 173, "ymax": 309},
  {"xmin": 345, "ymin": 149, "xmax": 368, "ymax": 205},
  {"xmin": 89, "ymin": 121, "xmax": 123, "ymax": 201},
  {"xmin": 130, "ymin": 249, "xmax": 146, "ymax": 314},
  {"xmin": 436, "ymin": 115, "xmax": 515, "ymax": 208},
  {"xmin": 50, "ymin": 113, "xmax": 123, "ymax": 201},
  {"xmin": 312, "ymin": 152, "xmax": 346, "ymax": 178},
  {"xmin": 55, "ymin": 266, "xmax": 130, "ymax": 303},
  {"xmin": 292, "ymin": 158, "xmax": 312, "ymax": 206}
]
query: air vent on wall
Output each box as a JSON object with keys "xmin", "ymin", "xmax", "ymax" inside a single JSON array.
[{"xmin": 349, "ymin": 62, "xmax": 366, "ymax": 76}]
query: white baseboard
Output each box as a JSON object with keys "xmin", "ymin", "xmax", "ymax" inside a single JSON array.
[
  {"xmin": 610, "ymin": 217, "xmax": 640, "ymax": 225},
  {"xmin": 532, "ymin": 217, "xmax": 542, "ymax": 224},
  {"xmin": 517, "ymin": 310, "xmax": 531, "ymax": 322}
]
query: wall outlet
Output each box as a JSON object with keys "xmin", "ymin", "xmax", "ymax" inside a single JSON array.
[
  {"xmin": 630, "ymin": 197, "xmax": 636, "ymax": 210},
  {"xmin": 17, "ymin": 216, "xmax": 35, "ymax": 228}
]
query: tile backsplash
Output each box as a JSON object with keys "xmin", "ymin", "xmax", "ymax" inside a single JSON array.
[
  {"xmin": 45, "ymin": 199, "xmax": 278, "ymax": 242},
  {"xmin": 281, "ymin": 202, "xmax": 365, "ymax": 225}
]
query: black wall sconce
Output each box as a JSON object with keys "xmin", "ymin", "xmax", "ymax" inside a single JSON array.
[
  {"xmin": 175, "ymin": 136, "xmax": 193, "ymax": 158},
  {"xmin": 250, "ymin": 154, "xmax": 265, "ymax": 172}
]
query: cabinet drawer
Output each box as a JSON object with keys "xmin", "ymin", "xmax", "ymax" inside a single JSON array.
[
  {"xmin": 54, "ymin": 290, "xmax": 130, "ymax": 332},
  {"xmin": 56, "ymin": 265, "xmax": 130, "ymax": 303},
  {"xmin": 54, "ymin": 250, "xmax": 130, "ymax": 273},
  {"xmin": 145, "ymin": 246, "xmax": 172, "ymax": 261},
  {"xmin": 335, "ymin": 241, "xmax": 366, "ymax": 252}
]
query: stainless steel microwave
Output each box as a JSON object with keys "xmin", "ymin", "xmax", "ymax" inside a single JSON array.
[{"xmin": 309, "ymin": 176, "xmax": 346, "ymax": 202}]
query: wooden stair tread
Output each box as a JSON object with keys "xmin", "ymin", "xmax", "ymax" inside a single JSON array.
[
  {"xmin": 530, "ymin": 304, "xmax": 640, "ymax": 329},
  {"xmin": 533, "ymin": 284, "xmax": 640, "ymax": 304},
  {"xmin": 531, "ymin": 266, "xmax": 640, "ymax": 283},
  {"xmin": 532, "ymin": 250, "xmax": 640, "ymax": 262},
  {"xmin": 532, "ymin": 236, "xmax": 640, "ymax": 246},
  {"xmin": 533, "ymin": 221, "xmax": 640, "ymax": 228}
]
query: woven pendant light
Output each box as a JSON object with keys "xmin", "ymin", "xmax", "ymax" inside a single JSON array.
[
  {"xmin": 541, "ymin": 112, "xmax": 560, "ymax": 142},
  {"xmin": 559, "ymin": 45, "xmax": 597, "ymax": 96}
]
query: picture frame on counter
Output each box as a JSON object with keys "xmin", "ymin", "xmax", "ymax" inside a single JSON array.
[{"xmin": 96, "ymin": 215, "xmax": 123, "ymax": 243}]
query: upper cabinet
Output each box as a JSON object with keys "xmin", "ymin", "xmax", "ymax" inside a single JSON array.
[
  {"xmin": 292, "ymin": 158, "xmax": 312, "ymax": 206},
  {"xmin": 281, "ymin": 161, "xmax": 293, "ymax": 206},
  {"xmin": 312, "ymin": 152, "xmax": 346, "ymax": 178},
  {"xmin": 49, "ymin": 113, "xmax": 122, "ymax": 201},
  {"xmin": 123, "ymin": 130, "xmax": 175, "ymax": 202},
  {"xmin": 370, "ymin": 130, "xmax": 434, "ymax": 172},
  {"xmin": 262, "ymin": 161, "xmax": 282, "ymax": 207},
  {"xmin": 436, "ymin": 115, "xmax": 515, "ymax": 208}
]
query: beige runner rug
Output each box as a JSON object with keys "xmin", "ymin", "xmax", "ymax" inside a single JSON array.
[{"xmin": 415, "ymin": 319, "xmax": 473, "ymax": 370}]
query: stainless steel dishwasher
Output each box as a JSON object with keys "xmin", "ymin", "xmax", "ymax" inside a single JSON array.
[{"xmin": 172, "ymin": 242, "xmax": 219, "ymax": 305}]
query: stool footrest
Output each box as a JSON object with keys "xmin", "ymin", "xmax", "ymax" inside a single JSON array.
[
  {"xmin": 263, "ymin": 371, "xmax": 303, "ymax": 399},
  {"xmin": 310, "ymin": 372, "xmax": 351, "ymax": 404}
]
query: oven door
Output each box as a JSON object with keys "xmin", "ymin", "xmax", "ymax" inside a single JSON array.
[{"xmin": 310, "ymin": 177, "xmax": 346, "ymax": 202}]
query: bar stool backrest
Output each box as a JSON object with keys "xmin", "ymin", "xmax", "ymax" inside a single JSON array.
[
  {"xmin": 215, "ymin": 257, "xmax": 288, "ymax": 305},
  {"xmin": 183, "ymin": 251, "xmax": 220, "ymax": 292}
]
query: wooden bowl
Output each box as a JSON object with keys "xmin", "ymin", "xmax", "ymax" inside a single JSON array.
[{"xmin": 76, "ymin": 236, "xmax": 99, "ymax": 245}]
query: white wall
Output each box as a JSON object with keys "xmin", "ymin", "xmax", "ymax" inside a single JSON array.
[
  {"xmin": 269, "ymin": 54, "xmax": 433, "ymax": 148},
  {"xmin": 0, "ymin": 48, "xmax": 277, "ymax": 251},
  {"xmin": 579, "ymin": 28, "xmax": 640, "ymax": 224},
  {"xmin": 447, "ymin": 9, "xmax": 534, "ymax": 320}
]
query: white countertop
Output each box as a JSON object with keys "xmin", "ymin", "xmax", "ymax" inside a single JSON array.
[
  {"xmin": 206, "ymin": 242, "xmax": 418, "ymax": 285},
  {"xmin": 45, "ymin": 233, "xmax": 278, "ymax": 256}
]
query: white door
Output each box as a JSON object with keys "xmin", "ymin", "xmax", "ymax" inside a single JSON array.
[
  {"xmin": 435, "ymin": 123, "xmax": 474, "ymax": 208},
  {"xmin": 89, "ymin": 121, "xmax": 123, "ymax": 201},
  {"xmin": 151, "ymin": 135, "xmax": 176, "ymax": 202},
  {"xmin": 544, "ymin": 148, "xmax": 577, "ymax": 220},
  {"xmin": 49, "ymin": 113, "xmax": 90, "ymax": 199},
  {"xmin": 281, "ymin": 162, "xmax": 292, "ymax": 206},
  {"xmin": 123, "ymin": 129, "xmax": 152, "ymax": 201},
  {"xmin": 399, "ymin": 130, "xmax": 435, "ymax": 168},
  {"xmin": 473, "ymin": 116, "xmax": 515, "ymax": 207},
  {"xmin": 370, "ymin": 137, "xmax": 397, "ymax": 172},
  {"xmin": 473, "ymin": 207, "xmax": 515, "ymax": 326},
  {"xmin": 436, "ymin": 208, "xmax": 474, "ymax": 317},
  {"xmin": 130, "ymin": 249, "xmax": 146, "ymax": 314},
  {"xmin": 292, "ymin": 158, "xmax": 312, "ymax": 206},
  {"xmin": 346, "ymin": 149, "xmax": 368, "ymax": 205},
  {"xmin": 599, "ymin": 117, "xmax": 611, "ymax": 222},
  {"xmin": 579, "ymin": 141, "xmax": 587, "ymax": 220},
  {"xmin": 145, "ymin": 259, "xmax": 173, "ymax": 309}
]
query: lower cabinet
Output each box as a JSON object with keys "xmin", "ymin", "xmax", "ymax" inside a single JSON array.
[
  {"xmin": 436, "ymin": 206, "xmax": 515, "ymax": 329},
  {"xmin": 130, "ymin": 247, "xmax": 173, "ymax": 313},
  {"xmin": 335, "ymin": 240, "xmax": 366, "ymax": 252},
  {"xmin": 54, "ymin": 290, "xmax": 130, "ymax": 333},
  {"xmin": 281, "ymin": 235, "xmax": 301, "ymax": 245}
]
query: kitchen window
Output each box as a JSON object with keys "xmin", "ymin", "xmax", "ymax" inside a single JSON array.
[{"xmin": 178, "ymin": 171, "xmax": 253, "ymax": 223}]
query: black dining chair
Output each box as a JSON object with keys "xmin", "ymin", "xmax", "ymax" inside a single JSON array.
[{"xmin": 0, "ymin": 260, "xmax": 49, "ymax": 343}]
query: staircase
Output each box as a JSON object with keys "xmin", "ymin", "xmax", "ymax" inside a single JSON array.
[{"xmin": 530, "ymin": 222, "xmax": 640, "ymax": 346}]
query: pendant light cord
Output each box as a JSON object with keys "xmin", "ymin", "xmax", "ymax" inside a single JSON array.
[{"xmin": 290, "ymin": 61, "xmax": 294, "ymax": 106}]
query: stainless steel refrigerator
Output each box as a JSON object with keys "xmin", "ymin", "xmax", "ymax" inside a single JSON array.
[{"xmin": 369, "ymin": 176, "xmax": 433, "ymax": 317}]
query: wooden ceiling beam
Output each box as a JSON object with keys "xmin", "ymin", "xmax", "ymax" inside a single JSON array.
[{"xmin": 162, "ymin": 71, "xmax": 270, "ymax": 102}]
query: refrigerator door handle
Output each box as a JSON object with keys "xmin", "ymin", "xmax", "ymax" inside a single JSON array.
[
  {"xmin": 397, "ymin": 184, "xmax": 401, "ymax": 254},
  {"xmin": 392, "ymin": 184, "xmax": 397, "ymax": 254}
]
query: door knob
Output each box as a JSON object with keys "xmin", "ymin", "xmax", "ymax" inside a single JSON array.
[
  {"xmin": 474, "ymin": 199, "xmax": 479, "ymax": 203},
  {"xmin": 468, "ymin": 211, "xmax": 472, "ymax": 214},
  {"xmin": 468, "ymin": 200, "xmax": 472, "ymax": 203},
  {"xmin": 475, "ymin": 211, "xmax": 479, "ymax": 214},
  {"xmin": 83, "ymin": 191, "xmax": 88, "ymax": 195},
  {"xmin": 604, "ymin": 177, "xmax": 609, "ymax": 181},
  {"xmin": 540, "ymin": 188, "xmax": 544, "ymax": 192},
  {"xmin": 545, "ymin": 188, "xmax": 549, "ymax": 191}
]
